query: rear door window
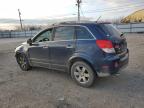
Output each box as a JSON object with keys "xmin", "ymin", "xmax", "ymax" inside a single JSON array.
[
  {"xmin": 76, "ymin": 26, "xmax": 94, "ymax": 39},
  {"xmin": 54, "ymin": 26, "xmax": 74, "ymax": 41}
]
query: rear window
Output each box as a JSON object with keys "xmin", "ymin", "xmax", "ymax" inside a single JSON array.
[
  {"xmin": 97, "ymin": 24, "xmax": 121, "ymax": 38},
  {"xmin": 87, "ymin": 24, "xmax": 121, "ymax": 39},
  {"xmin": 54, "ymin": 26, "xmax": 74, "ymax": 41}
]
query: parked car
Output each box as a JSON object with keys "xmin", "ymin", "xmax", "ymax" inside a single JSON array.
[{"xmin": 15, "ymin": 22, "xmax": 129, "ymax": 87}]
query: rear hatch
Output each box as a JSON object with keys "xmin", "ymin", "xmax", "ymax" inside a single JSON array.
[{"xmin": 89, "ymin": 23, "xmax": 127, "ymax": 55}]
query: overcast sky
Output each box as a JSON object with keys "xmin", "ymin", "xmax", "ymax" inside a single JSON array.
[{"xmin": 0, "ymin": 0, "xmax": 144, "ymax": 20}]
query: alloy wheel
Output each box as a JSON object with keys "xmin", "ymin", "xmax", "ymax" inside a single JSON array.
[{"xmin": 73, "ymin": 65, "xmax": 90, "ymax": 84}]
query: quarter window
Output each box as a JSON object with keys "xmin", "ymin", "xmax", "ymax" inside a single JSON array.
[
  {"xmin": 54, "ymin": 26, "xmax": 74, "ymax": 41},
  {"xmin": 76, "ymin": 26, "xmax": 93, "ymax": 39}
]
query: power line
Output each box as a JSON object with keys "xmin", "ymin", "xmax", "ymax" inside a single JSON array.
[
  {"xmin": 84, "ymin": 7, "xmax": 144, "ymax": 16},
  {"xmin": 81, "ymin": 2, "xmax": 144, "ymax": 10},
  {"xmin": 82, "ymin": 0, "xmax": 144, "ymax": 6},
  {"xmin": 83, "ymin": 3, "xmax": 144, "ymax": 13},
  {"xmin": 79, "ymin": 1, "xmax": 144, "ymax": 19},
  {"xmin": 1, "ymin": 1, "xmax": 144, "ymax": 23},
  {"xmin": 94, "ymin": 3, "xmax": 144, "ymax": 11}
]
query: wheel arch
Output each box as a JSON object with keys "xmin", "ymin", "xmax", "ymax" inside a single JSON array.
[
  {"xmin": 68, "ymin": 56, "xmax": 97, "ymax": 76},
  {"xmin": 15, "ymin": 51, "xmax": 31, "ymax": 65},
  {"xmin": 15, "ymin": 51, "xmax": 23, "ymax": 57},
  {"xmin": 15, "ymin": 51, "xmax": 27, "ymax": 58}
]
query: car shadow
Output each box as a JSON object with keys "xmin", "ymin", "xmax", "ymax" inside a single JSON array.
[
  {"xmin": 27, "ymin": 67, "xmax": 144, "ymax": 96},
  {"xmin": 92, "ymin": 70, "xmax": 144, "ymax": 95}
]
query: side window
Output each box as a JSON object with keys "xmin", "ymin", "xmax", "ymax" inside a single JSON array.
[
  {"xmin": 54, "ymin": 26, "xmax": 74, "ymax": 41},
  {"xmin": 33, "ymin": 29, "xmax": 53, "ymax": 42},
  {"xmin": 76, "ymin": 26, "xmax": 93, "ymax": 39}
]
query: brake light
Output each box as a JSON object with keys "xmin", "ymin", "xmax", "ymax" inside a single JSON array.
[{"xmin": 96, "ymin": 40, "xmax": 115, "ymax": 53}]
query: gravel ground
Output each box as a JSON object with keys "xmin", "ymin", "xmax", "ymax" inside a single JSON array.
[{"xmin": 0, "ymin": 34, "xmax": 144, "ymax": 108}]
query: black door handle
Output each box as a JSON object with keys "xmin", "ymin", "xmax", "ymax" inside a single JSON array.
[{"xmin": 66, "ymin": 45, "xmax": 73, "ymax": 48}]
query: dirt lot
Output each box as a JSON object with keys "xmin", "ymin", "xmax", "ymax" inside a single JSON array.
[{"xmin": 0, "ymin": 34, "xmax": 144, "ymax": 108}]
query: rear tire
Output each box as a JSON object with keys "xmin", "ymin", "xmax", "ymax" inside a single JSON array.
[
  {"xmin": 71, "ymin": 61, "xmax": 95, "ymax": 87},
  {"xmin": 16, "ymin": 54, "xmax": 31, "ymax": 71}
]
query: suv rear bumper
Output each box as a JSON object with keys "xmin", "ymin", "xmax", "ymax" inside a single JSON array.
[{"xmin": 97, "ymin": 49, "xmax": 129, "ymax": 77}]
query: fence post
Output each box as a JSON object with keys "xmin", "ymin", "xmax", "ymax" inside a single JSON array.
[
  {"xmin": 1, "ymin": 32, "xmax": 3, "ymax": 38},
  {"xmin": 9, "ymin": 31, "xmax": 11, "ymax": 38},
  {"xmin": 25, "ymin": 30, "xmax": 26, "ymax": 37},
  {"xmin": 130, "ymin": 23, "xmax": 132, "ymax": 33},
  {"xmin": 31, "ymin": 30, "xmax": 32, "ymax": 37}
]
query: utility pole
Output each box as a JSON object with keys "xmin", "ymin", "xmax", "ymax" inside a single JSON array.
[
  {"xmin": 18, "ymin": 9, "xmax": 23, "ymax": 31},
  {"xmin": 76, "ymin": 0, "xmax": 82, "ymax": 22}
]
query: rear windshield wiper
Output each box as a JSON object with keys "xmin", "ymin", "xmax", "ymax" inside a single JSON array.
[{"xmin": 120, "ymin": 33, "xmax": 126, "ymax": 39}]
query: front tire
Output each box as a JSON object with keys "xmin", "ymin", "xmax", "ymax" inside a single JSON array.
[
  {"xmin": 71, "ymin": 61, "xmax": 95, "ymax": 87},
  {"xmin": 16, "ymin": 54, "xmax": 31, "ymax": 71}
]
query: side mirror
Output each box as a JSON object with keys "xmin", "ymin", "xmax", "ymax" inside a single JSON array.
[{"xmin": 27, "ymin": 38, "xmax": 32, "ymax": 45}]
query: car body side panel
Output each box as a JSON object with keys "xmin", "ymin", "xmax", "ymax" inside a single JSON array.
[
  {"xmin": 68, "ymin": 40, "xmax": 105, "ymax": 73},
  {"xmin": 49, "ymin": 40, "xmax": 75, "ymax": 71},
  {"xmin": 27, "ymin": 42, "xmax": 50, "ymax": 68}
]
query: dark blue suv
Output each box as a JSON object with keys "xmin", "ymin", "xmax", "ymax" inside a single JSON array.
[{"xmin": 15, "ymin": 22, "xmax": 129, "ymax": 87}]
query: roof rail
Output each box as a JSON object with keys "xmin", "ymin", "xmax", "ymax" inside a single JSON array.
[
  {"xmin": 59, "ymin": 21, "xmax": 78, "ymax": 24},
  {"xmin": 52, "ymin": 20, "xmax": 97, "ymax": 26},
  {"xmin": 51, "ymin": 21, "xmax": 78, "ymax": 26}
]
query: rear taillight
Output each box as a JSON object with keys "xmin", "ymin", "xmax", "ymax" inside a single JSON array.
[{"xmin": 96, "ymin": 40, "xmax": 115, "ymax": 53}]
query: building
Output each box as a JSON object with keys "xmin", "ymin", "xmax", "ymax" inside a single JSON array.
[{"xmin": 121, "ymin": 9, "xmax": 144, "ymax": 23}]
